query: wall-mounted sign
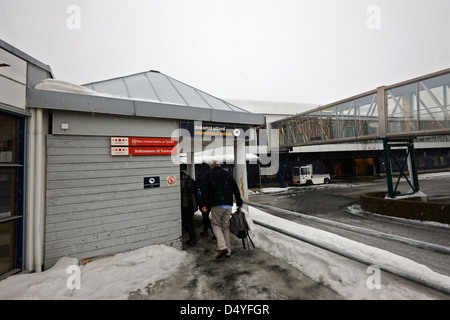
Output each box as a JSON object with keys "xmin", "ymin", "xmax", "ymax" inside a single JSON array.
[
  {"xmin": 111, "ymin": 137, "xmax": 177, "ymax": 147},
  {"xmin": 144, "ymin": 176, "xmax": 160, "ymax": 188},
  {"xmin": 110, "ymin": 137, "xmax": 178, "ymax": 156},
  {"xmin": 180, "ymin": 122, "xmax": 249, "ymax": 138},
  {"xmin": 111, "ymin": 147, "xmax": 177, "ymax": 156}
]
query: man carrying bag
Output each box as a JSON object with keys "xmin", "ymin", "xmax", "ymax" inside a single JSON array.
[{"xmin": 201, "ymin": 161, "xmax": 243, "ymax": 259}]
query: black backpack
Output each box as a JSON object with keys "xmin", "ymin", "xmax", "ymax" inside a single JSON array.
[{"xmin": 230, "ymin": 208, "xmax": 255, "ymax": 250}]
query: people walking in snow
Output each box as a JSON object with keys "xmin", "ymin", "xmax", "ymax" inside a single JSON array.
[{"xmin": 201, "ymin": 161, "xmax": 243, "ymax": 259}]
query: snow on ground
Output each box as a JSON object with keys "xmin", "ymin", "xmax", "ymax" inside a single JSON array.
[
  {"xmin": 0, "ymin": 205, "xmax": 448, "ymax": 300},
  {"xmin": 0, "ymin": 245, "xmax": 192, "ymax": 300},
  {"xmin": 249, "ymin": 206, "xmax": 450, "ymax": 300}
]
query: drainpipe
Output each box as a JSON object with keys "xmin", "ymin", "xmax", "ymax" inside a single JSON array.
[
  {"xmin": 25, "ymin": 108, "xmax": 36, "ymax": 271},
  {"xmin": 34, "ymin": 108, "xmax": 44, "ymax": 272}
]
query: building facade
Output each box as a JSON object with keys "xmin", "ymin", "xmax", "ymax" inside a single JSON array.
[{"xmin": 0, "ymin": 40, "xmax": 264, "ymax": 278}]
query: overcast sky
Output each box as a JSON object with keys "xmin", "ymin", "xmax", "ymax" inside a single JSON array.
[{"xmin": 1, "ymin": 0, "xmax": 449, "ymax": 105}]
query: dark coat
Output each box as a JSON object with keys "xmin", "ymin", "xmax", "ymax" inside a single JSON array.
[
  {"xmin": 203, "ymin": 167, "xmax": 243, "ymax": 209},
  {"xmin": 180, "ymin": 174, "xmax": 199, "ymax": 213}
]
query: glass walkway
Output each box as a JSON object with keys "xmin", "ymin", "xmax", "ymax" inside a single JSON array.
[
  {"xmin": 271, "ymin": 68, "xmax": 450, "ymax": 199},
  {"xmin": 272, "ymin": 68, "xmax": 450, "ymax": 148}
]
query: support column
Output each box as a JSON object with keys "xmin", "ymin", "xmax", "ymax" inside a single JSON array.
[
  {"xmin": 186, "ymin": 151, "xmax": 195, "ymax": 179},
  {"xmin": 382, "ymin": 138, "xmax": 394, "ymax": 198},
  {"xmin": 382, "ymin": 138, "xmax": 422, "ymax": 199},
  {"xmin": 407, "ymin": 140, "xmax": 420, "ymax": 194},
  {"xmin": 234, "ymin": 138, "xmax": 248, "ymax": 212},
  {"xmin": 377, "ymin": 86, "xmax": 387, "ymax": 138}
]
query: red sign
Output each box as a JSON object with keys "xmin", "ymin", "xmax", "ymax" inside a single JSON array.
[
  {"xmin": 129, "ymin": 137, "xmax": 177, "ymax": 147},
  {"xmin": 129, "ymin": 147, "xmax": 177, "ymax": 156},
  {"xmin": 111, "ymin": 137, "xmax": 177, "ymax": 146},
  {"xmin": 111, "ymin": 147, "xmax": 177, "ymax": 156}
]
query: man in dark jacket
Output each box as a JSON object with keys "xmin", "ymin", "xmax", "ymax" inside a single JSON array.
[{"xmin": 201, "ymin": 161, "xmax": 243, "ymax": 259}]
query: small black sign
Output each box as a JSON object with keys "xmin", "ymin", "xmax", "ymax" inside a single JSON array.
[{"xmin": 144, "ymin": 176, "xmax": 160, "ymax": 188}]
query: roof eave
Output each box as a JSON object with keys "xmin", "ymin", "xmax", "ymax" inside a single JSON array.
[{"xmin": 27, "ymin": 88, "xmax": 265, "ymax": 126}]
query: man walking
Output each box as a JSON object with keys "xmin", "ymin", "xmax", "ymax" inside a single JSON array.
[{"xmin": 201, "ymin": 161, "xmax": 243, "ymax": 259}]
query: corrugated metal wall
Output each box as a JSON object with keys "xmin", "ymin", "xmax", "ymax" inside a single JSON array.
[{"xmin": 44, "ymin": 135, "xmax": 181, "ymax": 268}]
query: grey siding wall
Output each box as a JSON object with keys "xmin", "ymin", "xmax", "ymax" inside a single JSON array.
[{"xmin": 44, "ymin": 135, "xmax": 181, "ymax": 268}]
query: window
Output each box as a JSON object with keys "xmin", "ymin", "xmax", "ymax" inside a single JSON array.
[
  {"xmin": 434, "ymin": 157, "xmax": 439, "ymax": 166},
  {"xmin": 418, "ymin": 158, "xmax": 425, "ymax": 167},
  {"xmin": 0, "ymin": 114, "xmax": 20, "ymax": 219}
]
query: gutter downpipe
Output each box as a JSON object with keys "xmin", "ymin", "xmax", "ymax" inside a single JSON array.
[
  {"xmin": 33, "ymin": 108, "xmax": 44, "ymax": 272},
  {"xmin": 25, "ymin": 108, "xmax": 36, "ymax": 271}
]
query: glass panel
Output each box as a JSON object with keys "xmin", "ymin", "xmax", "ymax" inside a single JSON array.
[
  {"xmin": 0, "ymin": 220, "xmax": 16, "ymax": 275},
  {"xmin": 0, "ymin": 168, "xmax": 17, "ymax": 219},
  {"xmin": 419, "ymin": 73, "xmax": 450, "ymax": 131},
  {"xmin": 355, "ymin": 94, "xmax": 378, "ymax": 136},
  {"xmin": 124, "ymin": 74, "xmax": 160, "ymax": 102},
  {"xmin": 145, "ymin": 72, "xmax": 186, "ymax": 105},
  {"xmin": 91, "ymin": 78, "xmax": 129, "ymax": 98},
  {"xmin": 170, "ymin": 79, "xmax": 210, "ymax": 108},
  {"xmin": 198, "ymin": 91, "xmax": 232, "ymax": 111},
  {"xmin": 386, "ymin": 83, "xmax": 418, "ymax": 133},
  {"xmin": 336, "ymin": 101, "xmax": 355, "ymax": 138}
]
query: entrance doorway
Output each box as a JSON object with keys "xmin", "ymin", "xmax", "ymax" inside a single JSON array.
[{"xmin": 0, "ymin": 112, "xmax": 24, "ymax": 277}]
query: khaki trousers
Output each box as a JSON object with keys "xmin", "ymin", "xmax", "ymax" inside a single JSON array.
[{"xmin": 210, "ymin": 206, "xmax": 232, "ymax": 252}]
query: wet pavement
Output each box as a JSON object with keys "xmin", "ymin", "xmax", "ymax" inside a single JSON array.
[
  {"xmin": 128, "ymin": 214, "xmax": 343, "ymax": 300},
  {"xmin": 128, "ymin": 174, "xmax": 450, "ymax": 300}
]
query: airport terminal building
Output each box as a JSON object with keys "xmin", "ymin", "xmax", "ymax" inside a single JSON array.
[
  {"xmin": 1, "ymin": 38, "xmax": 449, "ymax": 280},
  {"xmin": 0, "ymin": 40, "xmax": 264, "ymax": 278}
]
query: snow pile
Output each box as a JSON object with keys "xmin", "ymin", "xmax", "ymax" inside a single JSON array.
[
  {"xmin": 249, "ymin": 206, "xmax": 450, "ymax": 299},
  {"xmin": 0, "ymin": 245, "xmax": 191, "ymax": 300},
  {"xmin": 34, "ymin": 78, "xmax": 181, "ymax": 106},
  {"xmin": 35, "ymin": 79, "xmax": 102, "ymax": 96},
  {"xmin": 0, "ymin": 205, "xmax": 448, "ymax": 300},
  {"xmin": 34, "ymin": 78, "xmax": 155, "ymax": 102}
]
